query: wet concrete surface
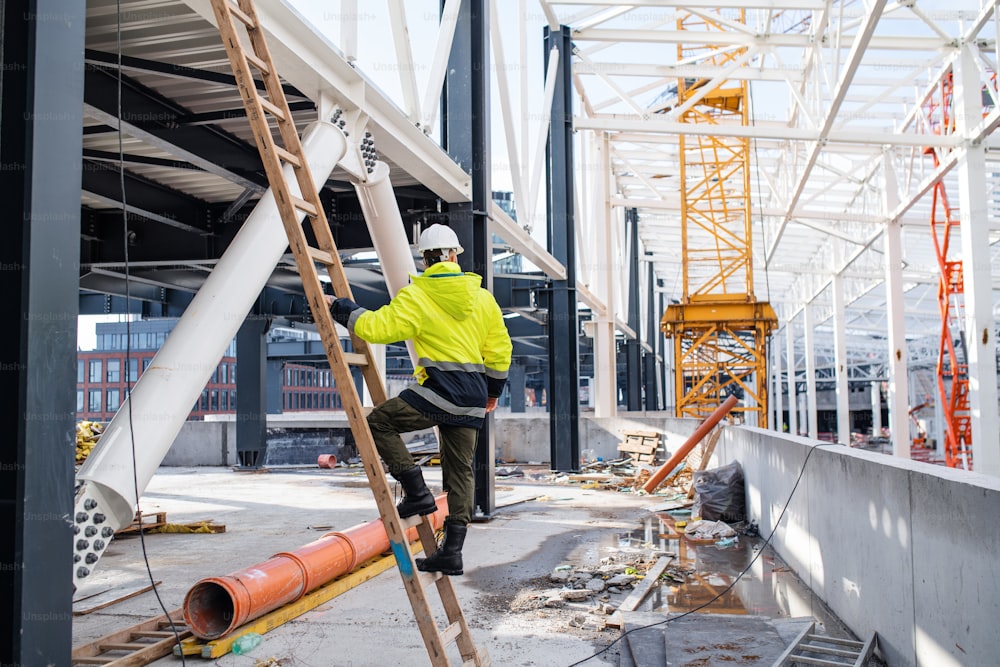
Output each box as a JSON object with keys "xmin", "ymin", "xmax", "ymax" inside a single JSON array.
[{"xmin": 71, "ymin": 465, "xmax": 867, "ymax": 667}]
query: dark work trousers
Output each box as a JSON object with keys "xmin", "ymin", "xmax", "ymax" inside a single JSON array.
[{"xmin": 368, "ymin": 396, "xmax": 478, "ymax": 525}]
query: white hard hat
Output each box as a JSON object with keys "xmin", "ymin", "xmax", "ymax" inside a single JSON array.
[{"xmin": 417, "ymin": 224, "xmax": 463, "ymax": 255}]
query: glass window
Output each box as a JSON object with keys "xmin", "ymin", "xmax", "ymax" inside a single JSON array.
[
  {"xmin": 210, "ymin": 389, "xmax": 218, "ymax": 411},
  {"xmin": 106, "ymin": 359, "xmax": 120, "ymax": 383},
  {"xmin": 77, "ymin": 360, "xmax": 84, "ymax": 383},
  {"xmin": 88, "ymin": 390, "xmax": 101, "ymax": 413},
  {"xmin": 89, "ymin": 359, "xmax": 102, "ymax": 383},
  {"xmin": 219, "ymin": 363, "xmax": 228, "ymax": 384},
  {"xmin": 229, "ymin": 390, "xmax": 236, "ymax": 410},
  {"xmin": 106, "ymin": 389, "xmax": 120, "ymax": 412},
  {"xmin": 128, "ymin": 358, "xmax": 139, "ymax": 382},
  {"xmin": 230, "ymin": 363, "xmax": 236, "ymax": 384},
  {"xmin": 143, "ymin": 357, "xmax": 152, "ymax": 371},
  {"xmin": 76, "ymin": 390, "xmax": 84, "ymax": 413},
  {"xmin": 200, "ymin": 389, "xmax": 209, "ymax": 411},
  {"xmin": 210, "ymin": 367, "xmax": 218, "ymax": 384}
]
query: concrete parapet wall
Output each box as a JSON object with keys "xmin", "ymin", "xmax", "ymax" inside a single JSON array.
[{"xmin": 715, "ymin": 426, "xmax": 1000, "ymax": 667}]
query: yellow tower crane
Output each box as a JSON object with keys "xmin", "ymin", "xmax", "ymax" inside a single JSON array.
[{"xmin": 661, "ymin": 9, "xmax": 777, "ymax": 426}]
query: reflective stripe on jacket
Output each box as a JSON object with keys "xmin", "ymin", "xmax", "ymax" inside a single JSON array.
[{"xmin": 347, "ymin": 261, "xmax": 512, "ymax": 428}]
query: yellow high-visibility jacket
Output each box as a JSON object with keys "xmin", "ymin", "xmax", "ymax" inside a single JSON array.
[{"xmin": 346, "ymin": 261, "xmax": 512, "ymax": 427}]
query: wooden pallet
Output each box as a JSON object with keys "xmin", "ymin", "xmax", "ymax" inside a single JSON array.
[
  {"xmin": 617, "ymin": 431, "xmax": 660, "ymax": 464},
  {"xmin": 114, "ymin": 511, "xmax": 167, "ymax": 536}
]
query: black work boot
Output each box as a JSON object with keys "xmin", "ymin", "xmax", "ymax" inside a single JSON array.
[
  {"xmin": 393, "ymin": 466, "xmax": 437, "ymax": 519},
  {"xmin": 416, "ymin": 522, "xmax": 467, "ymax": 576}
]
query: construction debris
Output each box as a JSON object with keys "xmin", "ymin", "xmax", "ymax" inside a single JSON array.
[{"xmin": 75, "ymin": 421, "xmax": 103, "ymax": 464}]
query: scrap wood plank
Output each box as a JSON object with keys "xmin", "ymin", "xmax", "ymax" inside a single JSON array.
[
  {"xmin": 607, "ymin": 556, "xmax": 673, "ymax": 629},
  {"xmin": 176, "ymin": 550, "xmax": 403, "ymax": 659},
  {"xmin": 72, "ymin": 609, "xmax": 188, "ymax": 666},
  {"xmin": 73, "ymin": 581, "xmax": 162, "ymax": 615}
]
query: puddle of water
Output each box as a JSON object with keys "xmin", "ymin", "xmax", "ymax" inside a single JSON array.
[{"xmin": 600, "ymin": 514, "xmax": 846, "ymax": 630}]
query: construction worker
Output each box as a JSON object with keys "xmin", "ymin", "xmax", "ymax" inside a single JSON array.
[{"xmin": 327, "ymin": 224, "xmax": 512, "ymax": 575}]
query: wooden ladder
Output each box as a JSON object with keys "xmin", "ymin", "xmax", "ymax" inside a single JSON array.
[
  {"xmin": 773, "ymin": 622, "xmax": 877, "ymax": 667},
  {"xmin": 209, "ymin": 1, "xmax": 489, "ymax": 664}
]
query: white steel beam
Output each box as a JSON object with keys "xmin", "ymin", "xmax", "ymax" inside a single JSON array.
[
  {"xmin": 182, "ymin": 0, "xmax": 471, "ymax": 202},
  {"xmin": 955, "ymin": 42, "xmax": 999, "ymax": 474},
  {"xmin": 593, "ymin": 132, "xmax": 617, "ymax": 418},
  {"xmin": 573, "ymin": 115, "xmax": 959, "ymax": 147},
  {"xmin": 883, "ymin": 152, "xmax": 911, "ymax": 460},
  {"xmin": 489, "ymin": 202, "xmax": 566, "ymax": 281},
  {"xmin": 832, "ymin": 271, "xmax": 851, "ymax": 444},
  {"xmin": 386, "ymin": 0, "xmax": 420, "ymax": 123},
  {"xmin": 786, "ymin": 320, "xmax": 798, "ymax": 436},
  {"xmin": 421, "ymin": 0, "xmax": 462, "ymax": 132},
  {"xmin": 804, "ymin": 303, "xmax": 819, "ymax": 440},
  {"xmin": 571, "ymin": 28, "xmax": 951, "ymax": 52}
]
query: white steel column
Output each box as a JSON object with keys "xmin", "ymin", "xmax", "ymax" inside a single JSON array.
[
  {"xmin": 593, "ymin": 132, "xmax": 617, "ymax": 418},
  {"xmin": 832, "ymin": 272, "xmax": 851, "ymax": 444},
  {"xmin": 75, "ymin": 123, "xmax": 346, "ymax": 577},
  {"xmin": 786, "ymin": 321, "xmax": 798, "ymax": 436},
  {"xmin": 955, "ymin": 44, "xmax": 1000, "ymax": 474},
  {"xmin": 883, "ymin": 152, "xmax": 910, "ymax": 459},
  {"xmin": 871, "ymin": 381, "xmax": 882, "ymax": 438},
  {"xmin": 773, "ymin": 332, "xmax": 784, "ymax": 432},
  {"xmin": 803, "ymin": 304, "xmax": 819, "ymax": 440}
]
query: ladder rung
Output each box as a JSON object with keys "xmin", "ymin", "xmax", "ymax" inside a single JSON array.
[
  {"xmin": 274, "ymin": 145, "xmax": 302, "ymax": 168},
  {"xmin": 98, "ymin": 642, "xmax": 151, "ymax": 651},
  {"xmin": 418, "ymin": 570, "xmax": 444, "ymax": 587},
  {"xmin": 343, "ymin": 352, "xmax": 369, "ymax": 366},
  {"xmin": 73, "ymin": 658, "xmax": 115, "ymax": 665},
  {"xmin": 439, "ymin": 621, "xmax": 463, "ymax": 645},
  {"xmin": 788, "ymin": 656, "xmax": 854, "ymax": 667},
  {"xmin": 226, "ymin": 2, "xmax": 256, "ymax": 29},
  {"xmin": 305, "ymin": 246, "xmax": 335, "ymax": 265},
  {"xmin": 399, "ymin": 514, "xmax": 423, "ymax": 531},
  {"xmin": 132, "ymin": 631, "xmax": 176, "ymax": 638},
  {"xmin": 290, "ymin": 195, "xmax": 318, "ymax": 217},
  {"xmin": 243, "ymin": 50, "xmax": 270, "ymax": 76},
  {"xmin": 807, "ymin": 635, "xmax": 864, "ymax": 648},
  {"xmin": 258, "ymin": 96, "xmax": 287, "ymax": 122},
  {"xmin": 799, "ymin": 643, "xmax": 862, "ymax": 658}
]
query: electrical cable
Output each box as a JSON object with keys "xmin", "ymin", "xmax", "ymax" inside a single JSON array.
[
  {"xmin": 115, "ymin": 3, "xmax": 187, "ymax": 661},
  {"xmin": 565, "ymin": 442, "xmax": 838, "ymax": 667}
]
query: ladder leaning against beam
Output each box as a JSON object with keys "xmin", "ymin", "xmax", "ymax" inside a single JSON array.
[{"xmin": 209, "ymin": 1, "xmax": 489, "ymax": 664}]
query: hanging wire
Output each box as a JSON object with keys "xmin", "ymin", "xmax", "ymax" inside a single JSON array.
[{"xmin": 115, "ymin": 1, "xmax": 187, "ymax": 660}]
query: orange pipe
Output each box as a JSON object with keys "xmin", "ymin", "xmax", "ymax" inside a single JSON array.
[
  {"xmin": 642, "ymin": 394, "xmax": 738, "ymax": 494},
  {"xmin": 183, "ymin": 495, "xmax": 447, "ymax": 639}
]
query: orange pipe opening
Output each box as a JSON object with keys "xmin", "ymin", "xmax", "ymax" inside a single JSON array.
[
  {"xmin": 642, "ymin": 394, "xmax": 738, "ymax": 494},
  {"xmin": 184, "ymin": 495, "xmax": 447, "ymax": 639}
]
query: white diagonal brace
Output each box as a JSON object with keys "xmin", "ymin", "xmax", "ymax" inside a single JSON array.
[
  {"xmin": 765, "ymin": 0, "xmax": 889, "ymax": 268},
  {"xmin": 386, "ymin": 0, "xmax": 420, "ymax": 122}
]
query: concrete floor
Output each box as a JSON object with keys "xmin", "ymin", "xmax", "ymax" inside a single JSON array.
[{"xmin": 71, "ymin": 465, "xmax": 858, "ymax": 667}]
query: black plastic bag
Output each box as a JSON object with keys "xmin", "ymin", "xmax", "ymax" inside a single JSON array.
[{"xmin": 692, "ymin": 461, "xmax": 746, "ymax": 522}]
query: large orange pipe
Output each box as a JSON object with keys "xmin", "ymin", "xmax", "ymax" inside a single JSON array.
[
  {"xmin": 642, "ymin": 394, "xmax": 738, "ymax": 494},
  {"xmin": 183, "ymin": 495, "xmax": 447, "ymax": 639}
]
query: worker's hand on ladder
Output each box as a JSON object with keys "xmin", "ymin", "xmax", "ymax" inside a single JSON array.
[{"xmin": 329, "ymin": 296, "xmax": 362, "ymax": 327}]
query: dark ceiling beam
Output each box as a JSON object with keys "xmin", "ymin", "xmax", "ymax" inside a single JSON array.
[
  {"xmin": 83, "ymin": 149, "xmax": 205, "ymax": 171},
  {"xmin": 81, "ymin": 159, "xmax": 209, "ymax": 234},
  {"xmin": 83, "ymin": 49, "xmax": 308, "ymax": 99},
  {"xmin": 84, "ymin": 66, "xmax": 268, "ymax": 190},
  {"xmin": 177, "ymin": 101, "xmax": 315, "ymax": 126},
  {"xmin": 84, "ymin": 103, "xmax": 265, "ymax": 194}
]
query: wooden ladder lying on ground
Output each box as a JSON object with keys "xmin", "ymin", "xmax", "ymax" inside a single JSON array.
[
  {"xmin": 208, "ymin": 1, "xmax": 489, "ymax": 664},
  {"xmin": 773, "ymin": 621, "xmax": 877, "ymax": 667}
]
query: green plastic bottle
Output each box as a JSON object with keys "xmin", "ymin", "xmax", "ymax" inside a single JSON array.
[{"xmin": 231, "ymin": 632, "xmax": 262, "ymax": 655}]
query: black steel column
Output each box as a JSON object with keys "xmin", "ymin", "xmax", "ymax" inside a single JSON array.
[
  {"xmin": 644, "ymin": 259, "xmax": 659, "ymax": 410},
  {"xmin": 1, "ymin": 1, "xmax": 85, "ymax": 663},
  {"xmin": 545, "ymin": 26, "xmax": 580, "ymax": 471},
  {"xmin": 442, "ymin": 0, "xmax": 495, "ymax": 517},
  {"xmin": 236, "ymin": 316, "xmax": 269, "ymax": 468},
  {"xmin": 624, "ymin": 208, "xmax": 643, "ymax": 411},
  {"xmin": 508, "ymin": 363, "xmax": 526, "ymax": 413}
]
